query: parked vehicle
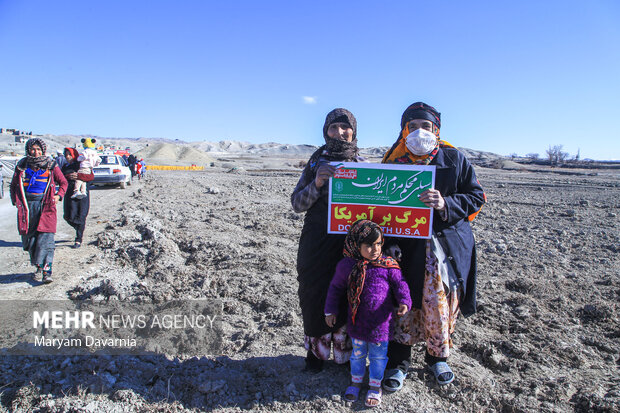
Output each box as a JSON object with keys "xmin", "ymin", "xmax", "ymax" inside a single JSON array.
[{"xmin": 92, "ymin": 154, "xmax": 132, "ymax": 189}]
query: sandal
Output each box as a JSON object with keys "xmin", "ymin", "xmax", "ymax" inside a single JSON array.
[
  {"xmin": 344, "ymin": 385, "xmax": 360, "ymax": 402},
  {"xmin": 382, "ymin": 368, "xmax": 406, "ymax": 392},
  {"xmin": 428, "ymin": 361, "xmax": 455, "ymax": 385},
  {"xmin": 365, "ymin": 388, "xmax": 382, "ymax": 407}
]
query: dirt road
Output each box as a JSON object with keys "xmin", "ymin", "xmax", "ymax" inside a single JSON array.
[{"xmin": 0, "ymin": 179, "xmax": 134, "ymax": 301}]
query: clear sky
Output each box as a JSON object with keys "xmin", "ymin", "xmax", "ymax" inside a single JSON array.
[{"xmin": 0, "ymin": 0, "xmax": 618, "ymax": 160}]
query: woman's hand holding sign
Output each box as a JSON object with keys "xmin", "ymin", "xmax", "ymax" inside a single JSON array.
[
  {"xmin": 315, "ymin": 164, "xmax": 338, "ymax": 189},
  {"xmin": 419, "ymin": 188, "xmax": 445, "ymax": 211}
]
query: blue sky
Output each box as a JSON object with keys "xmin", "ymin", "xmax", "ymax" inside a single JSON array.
[{"xmin": 0, "ymin": 0, "xmax": 618, "ymax": 160}]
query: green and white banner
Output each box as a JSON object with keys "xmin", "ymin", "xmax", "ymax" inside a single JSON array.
[{"xmin": 328, "ymin": 162, "xmax": 436, "ymax": 238}]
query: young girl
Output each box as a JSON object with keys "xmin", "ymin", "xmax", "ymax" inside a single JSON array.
[{"xmin": 324, "ymin": 220, "xmax": 411, "ymax": 407}]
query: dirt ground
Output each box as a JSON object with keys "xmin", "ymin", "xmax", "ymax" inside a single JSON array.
[{"xmin": 0, "ymin": 158, "xmax": 619, "ymax": 412}]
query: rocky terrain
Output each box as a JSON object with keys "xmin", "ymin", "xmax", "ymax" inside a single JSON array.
[{"xmin": 0, "ymin": 143, "xmax": 619, "ymax": 412}]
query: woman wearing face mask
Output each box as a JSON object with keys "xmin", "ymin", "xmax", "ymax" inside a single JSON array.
[
  {"xmin": 291, "ymin": 108, "xmax": 363, "ymax": 372},
  {"xmin": 381, "ymin": 102, "xmax": 485, "ymax": 388}
]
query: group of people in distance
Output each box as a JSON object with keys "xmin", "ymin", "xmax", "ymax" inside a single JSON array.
[
  {"xmin": 293, "ymin": 102, "xmax": 485, "ymax": 407},
  {"xmin": 8, "ymin": 100, "xmax": 484, "ymax": 408},
  {"xmin": 125, "ymin": 154, "xmax": 146, "ymax": 180},
  {"xmin": 9, "ymin": 137, "xmax": 128, "ymax": 283}
]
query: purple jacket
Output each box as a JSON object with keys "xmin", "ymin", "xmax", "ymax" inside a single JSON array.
[{"xmin": 324, "ymin": 257, "xmax": 412, "ymax": 343}]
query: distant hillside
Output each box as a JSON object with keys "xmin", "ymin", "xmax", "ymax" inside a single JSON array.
[
  {"xmin": 192, "ymin": 141, "xmax": 319, "ymax": 157},
  {"xmin": 1, "ymin": 133, "xmax": 516, "ymax": 169}
]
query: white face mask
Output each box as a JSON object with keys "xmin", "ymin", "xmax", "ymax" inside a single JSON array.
[{"xmin": 405, "ymin": 128, "xmax": 437, "ymax": 155}]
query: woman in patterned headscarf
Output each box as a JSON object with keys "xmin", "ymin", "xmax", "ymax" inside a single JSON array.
[
  {"xmin": 10, "ymin": 138, "xmax": 68, "ymax": 283},
  {"xmin": 381, "ymin": 102, "xmax": 486, "ymax": 388},
  {"xmin": 291, "ymin": 108, "xmax": 363, "ymax": 372}
]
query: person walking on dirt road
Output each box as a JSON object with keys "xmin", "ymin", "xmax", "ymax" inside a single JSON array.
[
  {"xmin": 62, "ymin": 147, "xmax": 95, "ymax": 249},
  {"xmin": 10, "ymin": 138, "xmax": 68, "ymax": 283}
]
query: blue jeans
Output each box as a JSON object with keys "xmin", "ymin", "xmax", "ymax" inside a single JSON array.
[{"xmin": 350, "ymin": 338, "xmax": 388, "ymax": 387}]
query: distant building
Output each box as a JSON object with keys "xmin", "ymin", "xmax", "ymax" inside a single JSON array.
[{"xmin": 1, "ymin": 128, "xmax": 32, "ymax": 136}]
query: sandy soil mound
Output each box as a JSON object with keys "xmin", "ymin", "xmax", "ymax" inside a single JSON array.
[{"xmin": 134, "ymin": 143, "xmax": 214, "ymax": 166}]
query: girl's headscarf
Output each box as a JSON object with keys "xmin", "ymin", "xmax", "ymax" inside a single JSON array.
[
  {"xmin": 343, "ymin": 220, "xmax": 399, "ymax": 324},
  {"xmin": 24, "ymin": 138, "xmax": 54, "ymax": 170},
  {"xmin": 382, "ymin": 102, "xmax": 454, "ymax": 165},
  {"xmin": 304, "ymin": 108, "xmax": 359, "ymax": 176}
]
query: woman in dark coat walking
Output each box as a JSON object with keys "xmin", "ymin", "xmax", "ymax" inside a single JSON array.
[
  {"xmin": 291, "ymin": 108, "xmax": 363, "ymax": 372},
  {"xmin": 62, "ymin": 147, "xmax": 94, "ymax": 248},
  {"xmin": 381, "ymin": 102, "xmax": 486, "ymax": 389}
]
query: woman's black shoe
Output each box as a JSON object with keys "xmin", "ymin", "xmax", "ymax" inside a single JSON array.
[{"xmin": 303, "ymin": 349, "xmax": 324, "ymax": 373}]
